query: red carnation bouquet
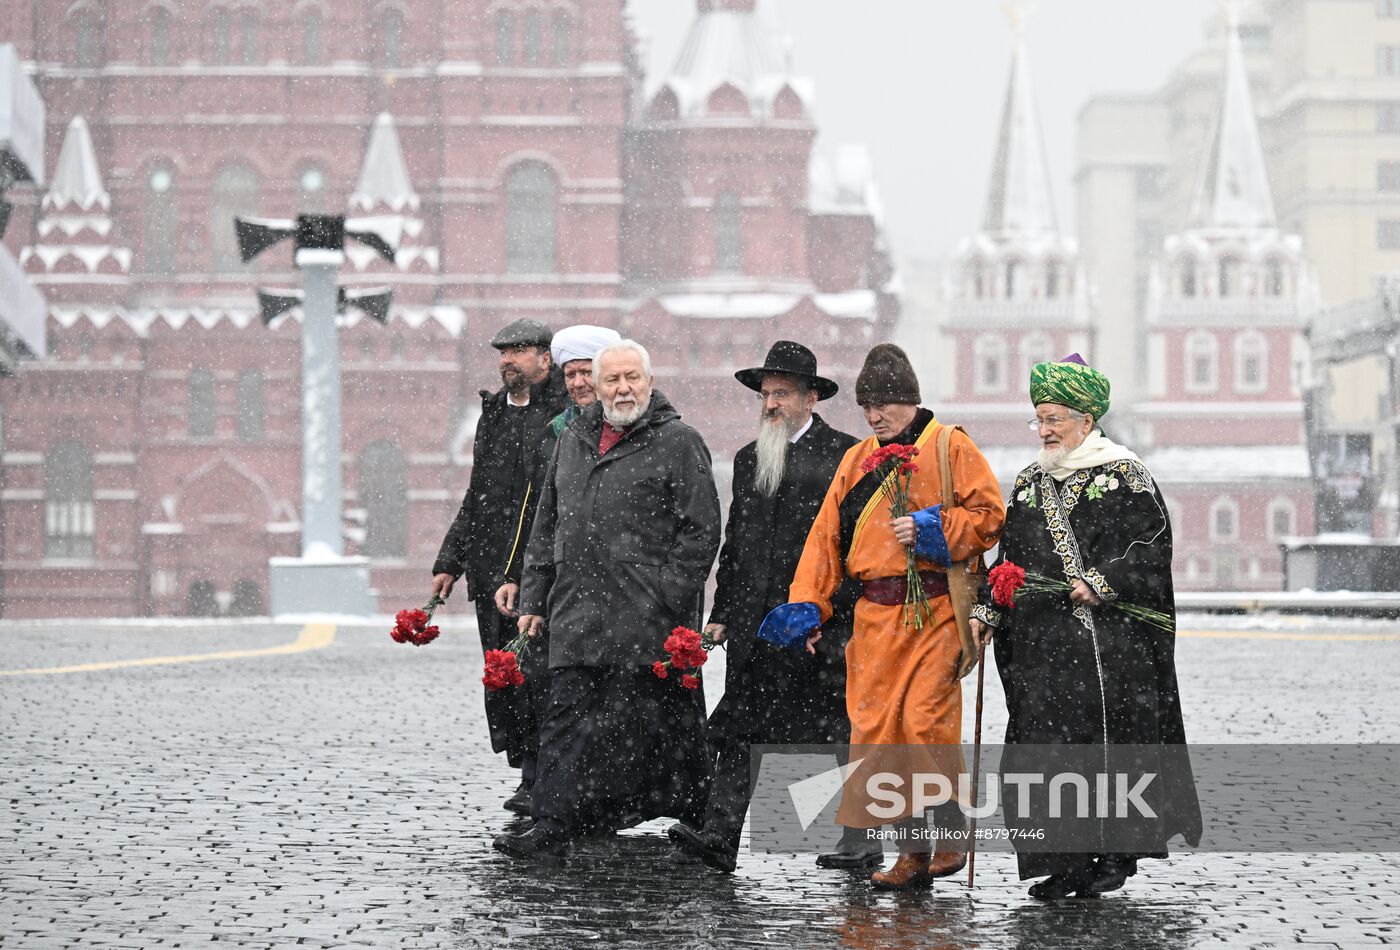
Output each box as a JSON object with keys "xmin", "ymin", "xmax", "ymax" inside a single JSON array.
[
  {"xmin": 651, "ymin": 625, "xmax": 718, "ymax": 690},
  {"xmin": 860, "ymin": 443, "xmax": 933, "ymax": 629},
  {"xmin": 988, "ymin": 560, "xmax": 1173, "ymax": 631},
  {"xmin": 390, "ymin": 594, "xmax": 445, "ymax": 646},
  {"xmin": 483, "ymin": 630, "xmax": 532, "ymax": 692}
]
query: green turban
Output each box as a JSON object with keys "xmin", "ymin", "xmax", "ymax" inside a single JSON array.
[{"xmin": 1030, "ymin": 354, "xmax": 1111, "ymax": 419}]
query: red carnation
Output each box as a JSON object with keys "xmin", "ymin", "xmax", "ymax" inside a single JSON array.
[
  {"xmin": 664, "ymin": 626, "xmax": 709, "ymax": 670},
  {"xmin": 483, "ymin": 649, "xmax": 525, "ymax": 691},
  {"xmin": 681, "ymin": 674, "xmax": 700, "ymax": 690},
  {"xmin": 989, "ymin": 561, "xmax": 1028, "ymax": 608},
  {"xmin": 899, "ymin": 461, "xmax": 919, "ymax": 477},
  {"xmin": 652, "ymin": 660, "xmax": 669, "ymax": 680},
  {"xmin": 412, "ymin": 624, "xmax": 441, "ymax": 647}
]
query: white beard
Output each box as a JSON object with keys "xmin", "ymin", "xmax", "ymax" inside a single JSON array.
[
  {"xmin": 1041, "ymin": 444, "xmax": 1071, "ymax": 468},
  {"xmin": 603, "ymin": 392, "xmax": 649, "ymax": 428},
  {"xmin": 754, "ymin": 415, "xmax": 796, "ymax": 498}
]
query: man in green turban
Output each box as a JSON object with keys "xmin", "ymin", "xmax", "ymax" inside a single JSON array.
[{"xmin": 971, "ymin": 353, "xmax": 1201, "ymax": 900}]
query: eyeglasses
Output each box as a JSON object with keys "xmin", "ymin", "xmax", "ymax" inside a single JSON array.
[
  {"xmin": 756, "ymin": 388, "xmax": 800, "ymax": 402},
  {"xmin": 1027, "ymin": 415, "xmax": 1074, "ymax": 431}
]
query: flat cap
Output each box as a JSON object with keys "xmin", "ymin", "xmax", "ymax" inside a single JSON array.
[{"xmin": 489, "ymin": 318, "xmax": 552, "ymax": 350}]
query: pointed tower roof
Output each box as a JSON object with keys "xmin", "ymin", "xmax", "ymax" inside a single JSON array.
[
  {"xmin": 44, "ymin": 116, "xmax": 108, "ymax": 212},
  {"xmin": 982, "ymin": 6, "xmax": 1058, "ymax": 239},
  {"xmin": 1188, "ymin": 6, "xmax": 1276, "ymax": 231},
  {"xmin": 349, "ymin": 113, "xmax": 419, "ymax": 214},
  {"xmin": 650, "ymin": 0, "xmax": 812, "ymax": 121}
]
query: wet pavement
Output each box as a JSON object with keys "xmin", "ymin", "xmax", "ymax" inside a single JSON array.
[{"xmin": 2, "ymin": 613, "xmax": 1399, "ymax": 949}]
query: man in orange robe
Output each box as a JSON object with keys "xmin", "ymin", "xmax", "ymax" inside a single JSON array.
[{"xmin": 759, "ymin": 343, "xmax": 1005, "ymax": 890}]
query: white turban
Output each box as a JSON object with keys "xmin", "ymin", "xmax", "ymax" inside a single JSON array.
[{"xmin": 551, "ymin": 324, "xmax": 621, "ymax": 367}]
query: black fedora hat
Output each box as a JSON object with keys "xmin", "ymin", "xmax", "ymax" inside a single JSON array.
[{"xmin": 735, "ymin": 340, "xmax": 839, "ymax": 401}]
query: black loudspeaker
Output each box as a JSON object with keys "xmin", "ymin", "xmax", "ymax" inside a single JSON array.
[
  {"xmin": 340, "ymin": 287, "xmax": 393, "ymax": 325},
  {"xmin": 235, "ymin": 216, "xmax": 295, "ymax": 264},
  {"xmin": 295, "ymin": 214, "xmax": 346, "ymax": 251},
  {"xmin": 256, "ymin": 288, "xmax": 302, "ymax": 325}
]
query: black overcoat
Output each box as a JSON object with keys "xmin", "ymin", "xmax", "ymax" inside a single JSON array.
[
  {"xmin": 706, "ymin": 414, "xmax": 860, "ymax": 744},
  {"xmin": 975, "ymin": 456, "xmax": 1203, "ymax": 878},
  {"xmin": 519, "ymin": 390, "xmax": 721, "ymax": 668},
  {"xmin": 432, "ymin": 368, "xmax": 567, "ymax": 593}
]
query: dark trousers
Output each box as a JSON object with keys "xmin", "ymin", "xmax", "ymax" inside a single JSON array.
[
  {"xmin": 476, "ymin": 592, "xmax": 547, "ymax": 770},
  {"xmin": 532, "ymin": 666, "xmax": 710, "ymax": 838}
]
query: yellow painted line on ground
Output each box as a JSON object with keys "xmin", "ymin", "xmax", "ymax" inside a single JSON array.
[
  {"xmin": 0, "ymin": 623, "xmax": 336, "ymax": 677},
  {"xmin": 1180, "ymin": 629, "xmax": 1400, "ymax": 642}
]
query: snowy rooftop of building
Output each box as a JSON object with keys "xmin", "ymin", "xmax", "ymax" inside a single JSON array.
[{"xmin": 978, "ymin": 444, "xmax": 1311, "ymax": 486}]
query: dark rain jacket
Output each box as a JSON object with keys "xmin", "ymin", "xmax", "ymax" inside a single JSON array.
[
  {"xmin": 432, "ymin": 368, "xmax": 567, "ymax": 593},
  {"xmin": 519, "ymin": 390, "xmax": 721, "ymax": 668}
]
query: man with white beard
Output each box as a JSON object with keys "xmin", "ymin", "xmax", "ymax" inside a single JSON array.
[
  {"xmin": 667, "ymin": 341, "xmax": 867, "ymax": 874},
  {"xmin": 496, "ymin": 340, "xmax": 721, "ymax": 866}
]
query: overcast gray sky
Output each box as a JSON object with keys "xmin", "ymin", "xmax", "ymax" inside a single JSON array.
[{"xmin": 628, "ymin": 0, "xmax": 1218, "ymax": 265}]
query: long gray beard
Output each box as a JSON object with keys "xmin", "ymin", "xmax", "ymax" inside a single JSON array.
[{"xmin": 754, "ymin": 418, "xmax": 794, "ymax": 498}]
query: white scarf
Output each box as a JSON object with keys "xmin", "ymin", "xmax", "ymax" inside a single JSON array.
[{"xmin": 1037, "ymin": 430, "xmax": 1140, "ymax": 482}]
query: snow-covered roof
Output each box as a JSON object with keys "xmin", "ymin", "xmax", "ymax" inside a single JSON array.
[
  {"xmin": 658, "ymin": 292, "xmax": 800, "ymax": 320},
  {"xmin": 814, "ymin": 289, "xmax": 878, "ymax": 320},
  {"xmin": 1187, "ymin": 11, "xmax": 1276, "ymax": 231},
  {"xmin": 350, "ymin": 113, "xmax": 420, "ymax": 213},
  {"xmin": 651, "ymin": 3, "xmax": 812, "ymax": 121},
  {"xmin": 44, "ymin": 304, "xmax": 466, "ymax": 337},
  {"xmin": 808, "ymin": 145, "xmax": 883, "ymax": 219},
  {"xmin": 44, "ymin": 116, "xmax": 108, "ymax": 212},
  {"xmin": 1142, "ymin": 445, "xmax": 1310, "ymax": 482}
]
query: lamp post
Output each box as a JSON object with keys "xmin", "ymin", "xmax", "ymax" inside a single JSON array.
[{"xmin": 235, "ymin": 212, "xmax": 398, "ymax": 615}]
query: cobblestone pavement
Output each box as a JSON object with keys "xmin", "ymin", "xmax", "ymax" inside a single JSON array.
[{"xmin": 2, "ymin": 612, "xmax": 1398, "ymax": 949}]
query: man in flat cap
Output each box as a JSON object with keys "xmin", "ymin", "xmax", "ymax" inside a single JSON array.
[
  {"xmin": 760, "ymin": 343, "xmax": 1005, "ymax": 890},
  {"xmin": 433, "ymin": 318, "xmax": 566, "ymax": 812},
  {"xmin": 492, "ymin": 324, "xmax": 621, "ymax": 817},
  {"xmin": 972, "ymin": 354, "xmax": 1200, "ymax": 899},
  {"xmin": 666, "ymin": 341, "xmax": 865, "ymax": 874}
]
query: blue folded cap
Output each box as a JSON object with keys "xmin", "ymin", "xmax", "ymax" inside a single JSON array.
[{"xmin": 757, "ymin": 602, "xmax": 822, "ymax": 651}]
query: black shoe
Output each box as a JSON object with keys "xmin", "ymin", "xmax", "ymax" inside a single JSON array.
[
  {"xmin": 493, "ymin": 825, "xmax": 567, "ymax": 868},
  {"xmin": 816, "ymin": 827, "xmax": 884, "ymax": 870},
  {"xmin": 667, "ymin": 822, "xmax": 737, "ymax": 874},
  {"xmin": 1028, "ymin": 866, "xmax": 1097, "ymax": 900},
  {"xmin": 503, "ymin": 780, "xmax": 533, "ymax": 816},
  {"xmin": 1088, "ymin": 856, "xmax": 1137, "ymax": 894}
]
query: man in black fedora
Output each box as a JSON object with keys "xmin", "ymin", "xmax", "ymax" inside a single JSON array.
[
  {"xmin": 432, "ymin": 317, "xmax": 566, "ymax": 813},
  {"xmin": 668, "ymin": 340, "xmax": 874, "ymax": 873}
]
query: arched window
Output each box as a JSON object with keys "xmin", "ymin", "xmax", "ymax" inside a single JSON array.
[
  {"xmin": 1209, "ymin": 496, "xmax": 1239, "ymax": 543},
  {"xmin": 301, "ymin": 7, "xmax": 323, "ymax": 65},
  {"xmin": 230, "ymin": 579, "xmax": 264, "ymax": 616},
  {"xmin": 144, "ymin": 164, "xmax": 178, "ymax": 275},
  {"xmin": 187, "ymin": 579, "xmax": 218, "ymax": 616},
  {"xmin": 188, "ymin": 369, "xmax": 216, "ymax": 439},
  {"xmin": 211, "ymin": 7, "xmax": 232, "ymax": 64},
  {"xmin": 1234, "ymin": 331, "xmax": 1268, "ymax": 394},
  {"xmin": 148, "ymin": 6, "xmax": 171, "ymax": 66},
  {"xmin": 965, "ymin": 261, "xmax": 985, "ymax": 299},
  {"xmin": 973, "ymin": 335, "xmax": 1008, "ymax": 394},
  {"xmin": 45, "ymin": 441, "xmax": 95, "ymax": 559},
  {"xmin": 360, "ymin": 440, "xmax": 407, "ymax": 557},
  {"xmin": 1218, "ymin": 256, "xmax": 1240, "ymax": 297},
  {"xmin": 714, "ymin": 190, "xmax": 743, "ymax": 275},
  {"xmin": 239, "ymin": 8, "xmax": 259, "ymax": 64},
  {"xmin": 522, "ymin": 8, "xmax": 543, "ymax": 65},
  {"xmin": 211, "ymin": 164, "xmax": 260, "ymax": 271},
  {"xmin": 1264, "ymin": 257, "xmax": 1285, "ymax": 296},
  {"xmin": 72, "ymin": 6, "xmax": 99, "ymax": 67},
  {"xmin": 495, "ymin": 10, "xmax": 515, "ymax": 65},
  {"xmin": 1004, "ymin": 258, "xmax": 1022, "ymax": 300},
  {"xmin": 297, "ymin": 163, "xmax": 328, "ymax": 212},
  {"xmin": 1045, "ymin": 259, "xmax": 1063, "ymax": 299},
  {"xmin": 504, "ymin": 161, "xmax": 557, "ymax": 274},
  {"xmin": 1268, "ymin": 498, "xmax": 1297, "ymax": 540},
  {"xmin": 237, "ymin": 369, "xmax": 265, "ymax": 440},
  {"xmin": 1178, "ymin": 257, "xmax": 1196, "ymax": 298},
  {"xmin": 552, "ymin": 10, "xmax": 571, "ymax": 66},
  {"xmin": 1019, "ymin": 332, "xmax": 1054, "ymax": 383},
  {"xmin": 379, "ymin": 7, "xmax": 404, "ymax": 67},
  {"xmin": 1185, "ymin": 331, "xmax": 1219, "ymax": 394}
]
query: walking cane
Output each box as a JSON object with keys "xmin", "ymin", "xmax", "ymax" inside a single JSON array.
[{"xmin": 967, "ymin": 637, "xmax": 987, "ymax": 888}]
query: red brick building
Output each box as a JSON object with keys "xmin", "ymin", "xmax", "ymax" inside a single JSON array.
[{"xmin": 0, "ymin": 0, "xmax": 896, "ymax": 617}]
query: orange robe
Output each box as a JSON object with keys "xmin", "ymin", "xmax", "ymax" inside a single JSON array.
[{"xmin": 788, "ymin": 417, "xmax": 1005, "ymax": 827}]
